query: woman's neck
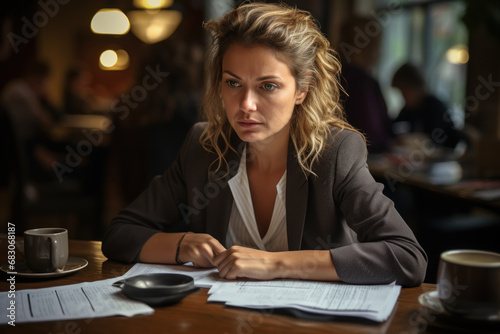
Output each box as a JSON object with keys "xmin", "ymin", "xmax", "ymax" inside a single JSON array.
[{"xmin": 246, "ymin": 134, "xmax": 289, "ymax": 173}]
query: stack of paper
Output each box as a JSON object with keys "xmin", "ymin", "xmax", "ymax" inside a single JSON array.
[
  {"xmin": 122, "ymin": 263, "xmax": 401, "ymax": 322},
  {"xmin": 0, "ymin": 277, "xmax": 154, "ymax": 325},
  {"xmin": 1, "ymin": 263, "xmax": 400, "ymax": 324},
  {"xmin": 208, "ymin": 280, "xmax": 401, "ymax": 322}
]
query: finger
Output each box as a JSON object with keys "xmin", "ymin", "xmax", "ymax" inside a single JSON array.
[
  {"xmin": 219, "ymin": 260, "xmax": 248, "ymax": 280},
  {"xmin": 216, "ymin": 261, "xmax": 229, "ymax": 279},
  {"xmin": 193, "ymin": 243, "xmax": 214, "ymax": 265},
  {"xmin": 198, "ymin": 241, "xmax": 226, "ymax": 266},
  {"xmin": 213, "ymin": 245, "xmax": 242, "ymax": 266},
  {"xmin": 212, "ymin": 249, "xmax": 229, "ymax": 266},
  {"xmin": 207, "ymin": 239, "xmax": 227, "ymax": 257},
  {"xmin": 217, "ymin": 257, "xmax": 238, "ymax": 279},
  {"xmin": 216, "ymin": 251, "xmax": 246, "ymax": 279}
]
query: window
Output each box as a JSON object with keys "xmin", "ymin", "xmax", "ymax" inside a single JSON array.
[{"xmin": 376, "ymin": 0, "xmax": 468, "ymax": 128}]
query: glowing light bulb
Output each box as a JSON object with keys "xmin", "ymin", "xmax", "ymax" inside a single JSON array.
[
  {"xmin": 446, "ymin": 45, "xmax": 469, "ymax": 65},
  {"xmin": 91, "ymin": 9, "xmax": 130, "ymax": 35},
  {"xmin": 133, "ymin": 0, "xmax": 173, "ymax": 9},
  {"xmin": 100, "ymin": 50, "xmax": 118, "ymax": 68}
]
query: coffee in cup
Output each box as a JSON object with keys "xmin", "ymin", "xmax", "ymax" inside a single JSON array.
[
  {"xmin": 24, "ymin": 228, "xmax": 69, "ymax": 273},
  {"xmin": 437, "ymin": 249, "xmax": 500, "ymax": 319}
]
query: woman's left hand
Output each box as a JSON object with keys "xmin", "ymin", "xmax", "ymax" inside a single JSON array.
[{"xmin": 213, "ymin": 246, "xmax": 280, "ymax": 280}]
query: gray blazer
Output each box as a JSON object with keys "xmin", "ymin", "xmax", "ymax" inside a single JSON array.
[{"xmin": 102, "ymin": 122, "xmax": 427, "ymax": 286}]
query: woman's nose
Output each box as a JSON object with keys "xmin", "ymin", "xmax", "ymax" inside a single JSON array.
[{"xmin": 240, "ymin": 89, "xmax": 257, "ymax": 113}]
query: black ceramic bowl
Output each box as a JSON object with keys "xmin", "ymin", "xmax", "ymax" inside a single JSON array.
[{"xmin": 115, "ymin": 273, "xmax": 199, "ymax": 306}]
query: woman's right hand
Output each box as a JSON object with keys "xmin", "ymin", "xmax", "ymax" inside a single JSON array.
[{"xmin": 177, "ymin": 233, "xmax": 226, "ymax": 268}]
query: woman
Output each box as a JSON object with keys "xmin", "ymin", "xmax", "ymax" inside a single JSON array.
[{"xmin": 102, "ymin": 2, "xmax": 427, "ymax": 286}]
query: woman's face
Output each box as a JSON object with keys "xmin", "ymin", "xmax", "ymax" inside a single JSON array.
[{"xmin": 221, "ymin": 43, "xmax": 307, "ymax": 147}]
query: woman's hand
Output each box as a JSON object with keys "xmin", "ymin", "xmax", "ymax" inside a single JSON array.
[
  {"xmin": 214, "ymin": 247, "xmax": 341, "ymax": 281},
  {"xmin": 213, "ymin": 246, "xmax": 280, "ymax": 280},
  {"xmin": 177, "ymin": 233, "xmax": 226, "ymax": 268}
]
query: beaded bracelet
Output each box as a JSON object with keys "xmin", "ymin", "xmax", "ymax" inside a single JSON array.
[{"xmin": 175, "ymin": 232, "xmax": 190, "ymax": 265}]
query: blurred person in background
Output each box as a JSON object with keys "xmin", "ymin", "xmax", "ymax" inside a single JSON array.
[
  {"xmin": 63, "ymin": 65, "xmax": 96, "ymax": 115},
  {"xmin": 1, "ymin": 60, "xmax": 62, "ymax": 182},
  {"xmin": 391, "ymin": 62, "xmax": 463, "ymax": 150},
  {"xmin": 339, "ymin": 17, "xmax": 393, "ymax": 153}
]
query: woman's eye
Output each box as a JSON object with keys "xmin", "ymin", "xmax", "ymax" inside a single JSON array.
[
  {"xmin": 226, "ymin": 80, "xmax": 239, "ymax": 88},
  {"xmin": 263, "ymin": 83, "xmax": 277, "ymax": 91}
]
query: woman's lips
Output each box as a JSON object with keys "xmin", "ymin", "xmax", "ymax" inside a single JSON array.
[{"xmin": 237, "ymin": 120, "xmax": 261, "ymax": 128}]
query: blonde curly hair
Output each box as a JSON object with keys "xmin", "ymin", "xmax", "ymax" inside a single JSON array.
[{"xmin": 201, "ymin": 2, "xmax": 361, "ymax": 175}]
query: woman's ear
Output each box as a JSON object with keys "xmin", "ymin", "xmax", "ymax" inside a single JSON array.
[
  {"xmin": 295, "ymin": 89, "xmax": 308, "ymax": 105},
  {"xmin": 295, "ymin": 73, "xmax": 311, "ymax": 105}
]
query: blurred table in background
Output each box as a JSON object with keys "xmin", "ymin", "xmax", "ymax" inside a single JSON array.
[
  {"xmin": 2, "ymin": 113, "xmax": 114, "ymax": 241},
  {"xmin": 368, "ymin": 151, "xmax": 500, "ymax": 283},
  {"xmin": 368, "ymin": 153, "xmax": 500, "ymax": 213},
  {"xmin": 49, "ymin": 114, "xmax": 113, "ymax": 146}
]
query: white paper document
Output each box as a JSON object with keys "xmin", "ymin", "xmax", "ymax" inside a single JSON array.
[
  {"xmin": 123, "ymin": 263, "xmax": 220, "ymax": 288},
  {"xmin": 0, "ymin": 263, "xmax": 217, "ymax": 325},
  {"xmin": 123, "ymin": 264, "xmax": 401, "ymax": 322},
  {"xmin": 1, "ymin": 262, "xmax": 400, "ymax": 325},
  {"xmin": 0, "ymin": 277, "xmax": 153, "ymax": 325},
  {"xmin": 208, "ymin": 279, "xmax": 401, "ymax": 322}
]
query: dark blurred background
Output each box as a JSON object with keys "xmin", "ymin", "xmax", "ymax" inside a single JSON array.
[{"xmin": 1, "ymin": 0, "xmax": 500, "ymax": 283}]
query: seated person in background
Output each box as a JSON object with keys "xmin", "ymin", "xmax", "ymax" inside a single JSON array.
[
  {"xmin": 391, "ymin": 63, "xmax": 463, "ymax": 149},
  {"xmin": 1, "ymin": 60, "xmax": 61, "ymax": 181},
  {"xmin": 63, "ymin": 65, "xmax": 95, "ymax": 115},
  {"xmin": 339, "ymin": 17, "xmax": 393, "ymax": 153},
  {"xmin": 102, "ymin": 2, "xmax": 427, "ymax": 287}
]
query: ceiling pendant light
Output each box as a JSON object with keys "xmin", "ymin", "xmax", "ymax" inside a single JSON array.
[
  {"xmin": 128, "ymin": 10, "xmax": 182, "ymax": 44},
  {"xmin": 99, "ymin": 49, "xmax": 130, "ymax": 70},
  {"xmin": 91, "ymin": 8, "xmax": 130, "ymax": 35},
  {"xmin": 133, "ymin": 0, "xmax": 173, "ymax": 9}
]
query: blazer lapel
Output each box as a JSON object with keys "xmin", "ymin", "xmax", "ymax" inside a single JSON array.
[
  {"xmin": 205, "ymin": 135, "xmax": 245, "ymax": 245},
  {"xmin": 285, "ymin": 140, "xmax": 309, "ymax": 251}
]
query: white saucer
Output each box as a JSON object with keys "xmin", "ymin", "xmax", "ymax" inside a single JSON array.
[
  {"xmin": 418, "ymin": 290, "xmax": 500, "ymax": 332},
  {"xmin": 1, "ymin": 256, "xmax": 88, "ymax": 278}
]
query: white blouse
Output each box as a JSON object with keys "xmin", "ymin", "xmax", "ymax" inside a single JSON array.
[{"xmin": 225, "ymin": 146, "xmax": 288, "ymax": 252}]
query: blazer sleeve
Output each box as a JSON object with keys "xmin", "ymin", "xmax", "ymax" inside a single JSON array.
[
  {"xmin": 101, "ymin": 124, "xmax": 202, "ymax": 263},
  {"xmin": 329, "ymin": 131, "xmax": 428, "ymax": 286}
]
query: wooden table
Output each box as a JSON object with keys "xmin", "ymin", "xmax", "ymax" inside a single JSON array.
[
  {"xmin": 49, "ymin": 114, "xmax": 113, "ymax": 145},
  {"xmin": 0, "ymin": 239, "xmax": 477, "ymax": 333},
  {"xmin": 368, "ymin": 155, "xmax": 500, "ymax": 214}
]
